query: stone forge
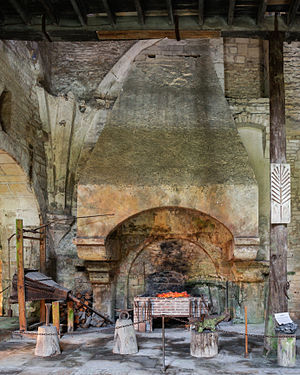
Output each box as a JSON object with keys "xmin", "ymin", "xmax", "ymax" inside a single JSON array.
[{"xmin": 76, "ymin": 40, "xmax": 265, "ymax": 322}]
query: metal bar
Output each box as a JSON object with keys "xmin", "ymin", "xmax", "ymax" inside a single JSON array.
[
  {"xmin": 257, "ymin": 0, "xmax": 267, "ymax": 25},
  {"xmin": 38, "ymin": 0, "xmax": 58, "ymax": 25},
  {"xmin": 101, "ymin": 0, "xmax": 116, "ymax": 26},
  {"xmin": 23, "ymin": 236, "xmax": 42, "ymax": 241},
  {"xmin": 16, "ymin": 219, "xmax": 27, "ymax": 331},
  {"xmin": 162, "ymin": 315, "xmax": 166, "ymax": 372},
  {"xmin": 70, "ymin": 0, "xmax": 86, "ymax": 26},
  {"xmin": 287, "ymin": 0, "xmax": 300, "ymax": 25},
  {"xmin": 9, "ymin": 0, "xmax": 31, "ymax": 24},
  {"xmin": 134, "ymin": 0, "xmax": 144, "ymax": 25},
  {"xmin": 166, "ymin": 0, "xmax": 174, "ymax": 25},
  {"xmin": 228, "ymin": 0, "xmax": 236, "ymax": 25},
  {"xmin": 69, "ymin": 294, "xmax": 114, "ymax": 324},
  {"xmin": 245, "ymin": 306, "xmax": 248, "ymax": 358},
  {"xmin": 198, "ymin": 0, "xmax": 204, "ymax": 25},
  {"xmin": 39, "ymin": 224, "xmax": 46, "ymax": 323}
]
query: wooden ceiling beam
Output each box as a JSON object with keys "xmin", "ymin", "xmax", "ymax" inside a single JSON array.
[
  {"xmin": 70, "ymin": 0, "xmax": 86, "ymax": 26},
  {"xmin": 134, "ymin": 0, "xmax": 145, "ymax": 25},
  {"xmin": 101, "ymin": 0, "xmax": 116, "ymax": 26},
  {"xmin": 38, "ymin": 0, "xmax": 58, "ymax": 25},
  {"xmin": 198, "ymin": 0, "xmax": 204, "ymax": 25},
  {"xmin": 166, "ymin": 0, "xmax": 174, "ymax": 25},
  {"xmin": 287, "ymin": 0, "xmax": 300, "ymax": 25},
  {"xmin": 228, "ymin": 0, "xmax": 236, "ymax": 25},
  {"xmin": 9, "ymin": 0, "xmax": 31, "ymax": 25},
  {"xmin": 0, "ymin": 9, "xmax": 5, "ymax": 24},
  {"xmin": 257, "ymin": 0, "xmax": 268, "ymax": 24}
]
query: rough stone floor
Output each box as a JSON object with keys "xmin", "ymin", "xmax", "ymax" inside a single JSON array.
[{"xmin": 0, "ymin": 323, "xmax": 299, "ymax": 375}]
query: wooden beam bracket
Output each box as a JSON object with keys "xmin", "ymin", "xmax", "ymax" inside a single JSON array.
[{"xmin": 102, "ymin": 0, "xmax": 116, "ymax": 26}]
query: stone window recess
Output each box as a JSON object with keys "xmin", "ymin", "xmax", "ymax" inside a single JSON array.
[{"xmin": 0, "ymin": 90, "xmax": 12, "ymax": 133}]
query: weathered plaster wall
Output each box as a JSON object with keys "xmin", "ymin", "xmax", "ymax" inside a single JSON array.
[{"xmin": 78, "ymin": 39, "xmax": 258, "ymax": 249}]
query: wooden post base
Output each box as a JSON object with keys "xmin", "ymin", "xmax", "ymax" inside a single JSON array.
[
  {"xmin": 34, "ymin": 325, "xmax": 61, "ymax": 357},
  {"xmin": 113, "ymin": 319, "xmax": 138, "ymax": 355},
  {"xmin": 190, "ymin": 331, "xmax": 218, "ymax": 358},
  {"xmin": 277, "ymin": 334, "xmax": 296, "ymax": 367}
]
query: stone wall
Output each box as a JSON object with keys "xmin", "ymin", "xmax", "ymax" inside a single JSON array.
[
  {"xmin": 224, "ymin": 38, "xmax": 266, "ymax": 98},
  {"xmin": 224, "ymin": 40, "xmax": 300, "ymax": 319},
  {"xmin": 0, "ymin": 40, "xmax": 47, "ymax": 314},
  {"xmin": 284, "ymin": 41, "xmax": 300, "ymax": 318},
  {"xmin": 1, "ymin": 36, "xmax": 300, "ymax": 322},
  {"xmin": 39, "ymin": 41, "xmax": 136, "ymax": 102}
]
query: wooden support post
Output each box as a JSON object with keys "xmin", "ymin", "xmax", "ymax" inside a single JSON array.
[
  {"xmin": 52, "ymin": 301, "xmax": 60, "ymax": 336},
  {"xmin": 16, "ymin": 219, "xmax": 27, "ymax": 331},
  {"xmin": 40, "ymin": 225, "xmax": 46, "ymax": 323},
  {"xmin": 264, "ymin": 22, "xmax": 288, "ymax": 354},
  {"xmin": 67, "ymin": 301, "xmax": 74, "ymax": 332},
  {"xmin": 245, "ymin": 306, "xmax": 248, "ymax": 358}
]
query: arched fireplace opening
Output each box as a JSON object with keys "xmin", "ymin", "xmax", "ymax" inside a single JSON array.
[{"xmin": 104, "ymin": 206, "xmax": 242, "ymax": 326}]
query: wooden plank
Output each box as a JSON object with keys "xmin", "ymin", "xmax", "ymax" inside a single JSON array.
[
  {"xmin": 70, "ymin": 0, "xmax": 86, "ymax": 26},
  {"xmin": 52, "ymin": 301, "xmax": 60, "ymax": 336},
  {"xmin": 67, "ymin": 301, "xmax": 74, "ymax": 332},
  {"xmin": 16, "ymin": 219, "xmax": 27, "ymax": 331},
  {"xmin": 228, "ymin": 0, "xmax": 236, "ymax": 25},
  {"xmin": 9, "ymin": 0, "xmax": 31, "ymax": 25},
  {"xmin": 287, "ymin": 0, "xmax": 300, "ymax": 25},
  {"xmin": 198, "ymin": 0, "xmax": 204, "ymax": 26},
  {"xmin": 101, "ymin": 0, "xmax": 116, "ymax": 26},
  {"xmin": 40, "ymin": 300, "xmax": 46, "ymax": 323},
  {"xmin": 134, "ymin": 0, "xmax": 145, "ymax": 25},
  {"xmin": 96, "ymin": 29, "xmax": 221, "ymax": 40},
  {"xmin": 264, "ymin": 29, "xmax": 288, "ymax": 355},
  {"xmin": 166, "ymin": 0, "xmax": 174, "ymax": 25},
  {"xmin": 257, "ymin": 0, "xmax": 268, "ymax": 24}
]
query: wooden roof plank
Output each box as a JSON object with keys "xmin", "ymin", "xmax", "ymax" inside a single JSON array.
[
  {"xmin": 8, "ymin": 0, "xmax": 31, "ymax": 25},
  {"xmin": 257, "ymin": 0, "xmax": 268, "ymax": 24},
  {"xmin": 70, "ymin": 0, "xmax": 86, "ymax": 26},
  {"xmin": 228, "ymin": 0, "xmax": 236, "ymax": 25},
  {"xmin": 166, "ymin": 0, "xmax": 174, "ymax": 25},
  {"xmin": 101, "ymin": 0, "xmax": 116, "ymax": 26},
  {"xmin": 287, "ymin": 0, "xmax": 300, "ymax": 25},
  {"xmin": 134, "ymin": 0, "xmax": 145, "ymax": 25},
  {"xmin": 198, "ymin": 0, "xmax": 204, "ymax": 26}
]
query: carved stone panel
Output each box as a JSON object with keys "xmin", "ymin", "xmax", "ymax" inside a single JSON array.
[{"xmin": 271, "ymin": 163, "xmax": 291, "ymax": 224}]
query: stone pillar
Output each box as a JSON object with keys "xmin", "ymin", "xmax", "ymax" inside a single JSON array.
[{"xmin": 86, "ymin": 261, "xmax": 116, "ymax": 320}]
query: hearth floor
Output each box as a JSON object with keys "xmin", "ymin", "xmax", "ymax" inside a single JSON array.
[{"xmin": 0, "ymin": 324, "xmax": 299, "ymax": 375}]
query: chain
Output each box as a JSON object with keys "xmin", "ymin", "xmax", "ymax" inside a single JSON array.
[{"xmin": 14, "ymin": 317, "xmax": 299, "ymax": 339}]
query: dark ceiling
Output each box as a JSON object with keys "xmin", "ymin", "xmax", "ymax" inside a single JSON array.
[{"xmin": 1, "ymin": 1, "xmax": 300, "ymax": 41}]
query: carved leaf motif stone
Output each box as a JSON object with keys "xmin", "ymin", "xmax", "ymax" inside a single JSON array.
[{"xmin": 271, "ymin": 163, "xmax": 291, "ymax": 224}]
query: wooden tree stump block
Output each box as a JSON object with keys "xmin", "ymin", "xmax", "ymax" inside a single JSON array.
[
  {"xmin": 113, "ymin": 319, "xmax": 138, "ymax": 355},
  {"xmin": 190, "ymin": 331, "xmax": 218, "ymax": 358},
  {"xmin": 34, "ymin": 325, "xmax": 61, "ymax": 357},
  {"xmin": 277, "ymin": 334, "xmax": 296, "ymax": 367}
]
